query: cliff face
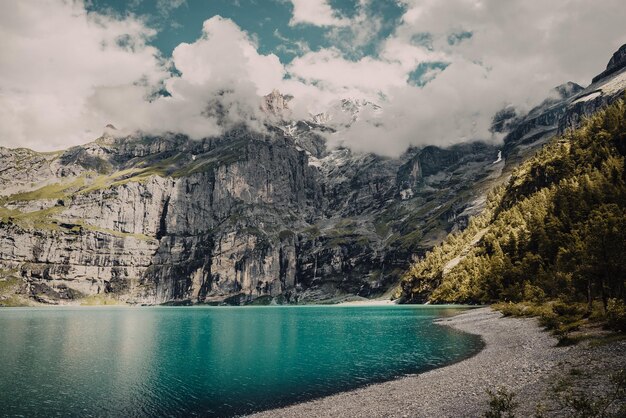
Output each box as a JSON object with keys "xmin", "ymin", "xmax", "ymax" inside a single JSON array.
[
  {"xmin": 500, "ymin": 48, "xmax": 626, "ymax": 166},
  {"xmin": 2, "ymin": 45, "xmax": 625, "ymax": 306},
  {"xmin": 0, "ymin": 123, "xmax": 504, "ymax": 305},
  {"xmin": 592, "ymin": 44, "xmax": 626, "ymax": 83}
]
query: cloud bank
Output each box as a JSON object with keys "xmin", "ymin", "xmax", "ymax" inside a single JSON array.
[
  {"xmin": 1, "ymin": 0, "xmax": 625, "ymax": 155},
  {"xmin": 91, "ymin": 16, "xmax": 284, "ymax": 140}
]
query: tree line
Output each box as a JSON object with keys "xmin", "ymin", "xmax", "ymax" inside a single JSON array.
[{"xmin": 401, "ymin": 98, "xmax": 626, "ymax": 324}]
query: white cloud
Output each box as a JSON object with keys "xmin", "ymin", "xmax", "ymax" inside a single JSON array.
[
  {"xmin": 91, "ymin": 16, "xmax": 285, "ymax": 138},
  {"xmin": 273, "ymin": 29, "xmax": 311, "ymax": 57},
  {"xmin": 0, "ymin": 1, "xmax": 167, "ymax": 150},
  {"xmin": 288, "ymin": 49, "xmax": 405, "ymax": 96},
  {"xmin": 395, "ymin": 0, "xmax": 626, "ymax": 85},
  {"xmin": 0, "ymin": 3, "xmax": 283, "ymax": 150},
  {"xmin": 283, "ymin": 0, "xmax": 626, "ymax": 156},
  {"xmin": 2, "ymin": 0, "xmax": 626, "ymax": 156},
  {"xmin": 323, "ymin": 0, "xmax": 386, "ymax": 57},
  {"xmin": 288, "ymin": 0, "xmax": 349, "ymax": 27}
]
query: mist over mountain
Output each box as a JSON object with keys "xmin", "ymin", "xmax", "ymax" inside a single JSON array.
[
  {"xmin": 1, "ymin": 0, "xmax": 625, "ymax": 156},
  {"xmin": 1, "ymin": 43, "xmax": 625, "ymax": 306}
]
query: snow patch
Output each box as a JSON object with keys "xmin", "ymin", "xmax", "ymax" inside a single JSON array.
[
  {"xmin": 493, "ymin": 150, "xmax": 503, "ymax": 164},
  {"xmin": 573, "ymin": 91, "xmax": 602, "ymax": 104}
]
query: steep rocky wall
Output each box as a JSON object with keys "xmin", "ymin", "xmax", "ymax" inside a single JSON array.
[
  {"xmin": 3, "ymin": 45, "xmax": 625, "ymax": 306},
  {"xmin": 0, "ymin": 132, "xmax": 332, "ymax": 305},
  {"xmin": 0, "ymin": 128, "xmax": 502, "ymax": 305}
]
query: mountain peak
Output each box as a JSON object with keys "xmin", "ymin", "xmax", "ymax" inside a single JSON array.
[
  {"xmin": 553, "ymin": 82, "xmax": 584, "ymax": 100},
  {"xmin": 261, "ymin": 89, "xmax": 292, "ymax": 118},
  {"xmin": 311, "ymin": 98, "xmax": 381, "ymax": 126}
]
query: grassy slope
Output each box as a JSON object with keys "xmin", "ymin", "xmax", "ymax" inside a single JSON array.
[{"xmin": 401, "ymin": 98, "xmax": 626, "ymax": 332}]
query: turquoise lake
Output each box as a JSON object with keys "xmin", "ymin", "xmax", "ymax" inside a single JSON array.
[{"xmin": 0, "ymin": 305, "xmax": 483, "ymax": 417}]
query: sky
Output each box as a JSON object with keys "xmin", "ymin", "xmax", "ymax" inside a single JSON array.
[{"xmin": 0, "ymin": 0, "xmax": 625, "ymax": 156}]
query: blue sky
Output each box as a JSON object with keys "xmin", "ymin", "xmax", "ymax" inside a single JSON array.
[
  {"xmin": 86, "ymin": 0, "xmax": 405, "ymax": 63},
  {"xmin": 1, "ymin": 0, "xmax": 625, "ymax": 153}
]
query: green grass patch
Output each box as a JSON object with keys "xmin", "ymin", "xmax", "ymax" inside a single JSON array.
[
  {"xmin": 374, "ymin": 221, "xmax": 390, "ymax": 238},
  {"xmin": 493, "ymin": 300, "xmax": 620, "ymax": 345},
  {"xmin": 0, "ymin": 273, "xmax": 29, "ymax": 307},
  {"xmin": 0, "ymin": 206, "xmax": 64, "ymax": 231},
  {"xmin": 1, "ymin": 177, "xmax": 85, "ymax": 203},
  {"xmin": 0, "ymin": 275, "xmax": 21, "ymax": 294},
  {"xmin": 587, "ymin": 332, "xmax": 626, "ymax": 347},
  {"xmin": 171, "ymin": 139, "xmax": 247, "ymax": 178},
  {"xmin": 278, "ymin": 230, "xmax": 295, "ymax": 240},
  {"xmin": 78, "ymin": 167, "xmax": 159, "ymax": 194},
  {"xmin": 302, "ymin": 225, "xmax": 320, "ymax": 238},
  {"xmin": 0, "ymin": 295, "xmax": 31, "ymax": 307},
  {"xmin": 246, "ymin": 295, "xmax": 274, "ymax": 306}
]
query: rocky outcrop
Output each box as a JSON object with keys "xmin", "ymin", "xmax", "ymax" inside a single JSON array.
[
  {"xmin": 499, "ymin": 82, "xmax": 584, "ymax": 164},
  {"xmin": 0, "ymin": 122, "xmax": 504, "ymax": 305},
  {"xmin": 559, "ymin": 44, "xmax": 626, "ymax": 132},
  {"xmin": 261, "ymin": 90, "xmax": 292, "ymax": 119},
  {"xmin": 2, "ymin": 45, "xmax": 625, "ymax": 306},
  {"xmin": 500, "ymin": 44, "xmax": 626, "ymax": 165},
  {"xmin": 592, "ymin": 44, "xmax": 626, "ymax": 83}
]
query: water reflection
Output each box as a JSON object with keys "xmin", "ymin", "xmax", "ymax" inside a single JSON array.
[{"xmin": 0, "ymin": 306, "xmax": 483, "ymax": 417}]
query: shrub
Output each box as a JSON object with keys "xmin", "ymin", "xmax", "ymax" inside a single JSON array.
[
  {"xmin": 484, "ymin": 387, "xmax": 518, "ymax": 418},
  {"xmin": 552, "ymin": 301, "xmax": 585, "ymax": 318},
  {"xmin": 606, "ymin": 299, "xmax": 626, "ymax": 332}
]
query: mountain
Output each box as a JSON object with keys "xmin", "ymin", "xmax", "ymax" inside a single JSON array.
[
  {"xmin": 1, "ymin": 45, "xmax": 625, "ymax": 306},
  {"xmin": 0, "ymin": 121, "xmax": 502, "ymax": 305},
  {"xmin": 400, "ymin": 45, "xmax": 626, "ymax": 308}
]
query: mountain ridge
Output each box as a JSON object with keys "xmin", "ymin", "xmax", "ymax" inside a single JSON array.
[{"xmin": 1, "ymin": 44, "xmax": 625, "ymax": 306}]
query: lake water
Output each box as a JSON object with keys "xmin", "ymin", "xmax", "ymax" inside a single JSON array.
[{"xmin": 0, "ymin": 305, "xmax": 483, "ymax": 417}]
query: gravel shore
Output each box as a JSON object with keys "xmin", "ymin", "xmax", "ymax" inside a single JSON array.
[{"xmin": 249, "ymin": 307, "xmax": 625, "ymax": 417}]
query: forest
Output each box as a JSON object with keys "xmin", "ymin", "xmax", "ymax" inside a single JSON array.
[{"xmin": 401, "ymin": 98, "xmax": 626, "ymax": 331}]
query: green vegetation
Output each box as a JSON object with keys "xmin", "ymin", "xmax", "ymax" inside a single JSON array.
[
  {"xmin": 78, "ymin": 167, "xmax": 164, "ymax": 194},
  {"xmin": 69, "ymin": 221, "xmax": 155, "ymax": 242},
  {"xmin": 402, "ymin": 98, "xmax": 626, "ymax": 328},
  {"xmin": 484, "ymin": 387, "xmax": 518, "ymax": 418},
  {"xmin": 326, "ymin": 219, "xmax": 361, "ymax": 247},
  {"xmin": 278, "ymin": 230, "xmax": 295, "ymax": 240},
  {"xmin": 302, "ymin": 225, "xmax": 321, "ymax": 238},
  {"xmin": 0, "ymin": 273, "xmax": 21, "ymax": 294},
  {"xmin": 171, "ymin": 142, "xmax": 244, "ymax": 178},
  {"xmin": 551, "ymin": 369, "xmax": 626, "ymax": 418},
  {"xmin": 0, "ymin": 177, "xmax": 85, "ymax": 203},
  {"xmin": 246, "ymin": 295, "xmax": 274, "ymax": 305},
  {"xmin": 0, "ymin": 270, "xmax": 30, "ymax": 307},
  {"xmin": 484, "ymin": 370, "xmax": 626, "ymax": 417},
  {"xmin": 0, "ymin": 295, "xmax": 30, "ymax": 307},
  {"xmin": 494, "ymin": 300, "xmax": 606, "ymax": 344},
  {"xmin": 0, "ymin": 206, "xmax": 64, "ymax": 231}
]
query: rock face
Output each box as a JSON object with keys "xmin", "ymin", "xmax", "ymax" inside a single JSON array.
[
  {"xmin": 1, "ymin": 45, "xmax": 625, "ymax": 306},
  {"xmin": 592, "ymin": 44, "xmax": 626, "ymax": 83},
  {"xmin": 0, "ymin": 124, "xmax": 505, "ymax": 305},
  {"xmin": 499, "ymin": 82, "xmax": 584, "ymax": 165},
  {"xmin": 560, "ymin": 63, "xmax": 626, "ymax": 132},
  {"xmin": 260, "ymin": 89, "xmax": 292, "ymax": 119},
  {"xmin": 500, "ymin": 44, "xmax": 626, "ymax": 164}
]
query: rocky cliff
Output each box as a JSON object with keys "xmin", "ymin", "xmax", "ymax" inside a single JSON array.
[
  {"xmin": 1, "ymin": 45, "xmax": 625, "ymax": 306},
  {"xmin": 0, "ymin": 119, "xmax": 505, "ymax": 305}
]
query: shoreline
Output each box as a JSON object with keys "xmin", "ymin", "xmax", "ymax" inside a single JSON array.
[
  {"xmin": 0, "ymin": 298, "xmax": 467, "ymax": 308},
  {"xmin": 249, "ymin": 307, "xmax": 626, "ymax": 417}
]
